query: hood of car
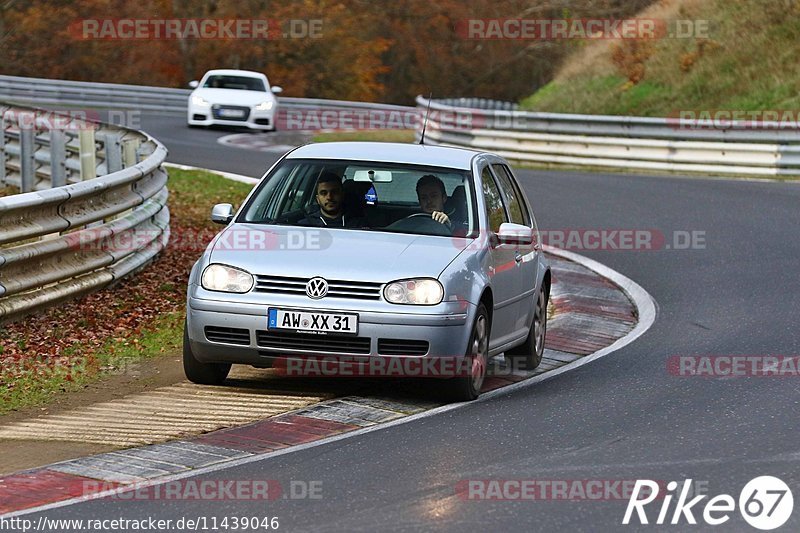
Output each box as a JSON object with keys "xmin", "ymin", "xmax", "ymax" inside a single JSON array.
[
  {"xmin": 192, "ymin": 88, "xmax": 274, "ymax": 106},
  {"xmin": 209, "ymin": 224, "xmax": 469, "ymax": 283}
]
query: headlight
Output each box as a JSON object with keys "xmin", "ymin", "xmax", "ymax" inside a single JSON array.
[
  {"xmin": 383, "ymin": 278, "xmax": 443, "ymax": 305},
  {"xmin": 201, "ymin": 264, "xmax": 254, "ymax": 293},
  {"xmin": 255, "ymin": 100, "xmax": 274, "ymax": 111},
  {"xmin": 191, "ymin": 95, "xmax": 211, "ymax": 107}
]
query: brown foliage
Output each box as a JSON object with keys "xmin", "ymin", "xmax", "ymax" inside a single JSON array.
[
  {"xmin": 679, "ymin": 38, "xmax": 719, "ymax": 72},
  {"xmin": 0, "ymin": 0, "xmax": 657, "ymax": 104},
  {"xmin": 611, "ymin": 40, "xmax": 654, "ymax": 84}
]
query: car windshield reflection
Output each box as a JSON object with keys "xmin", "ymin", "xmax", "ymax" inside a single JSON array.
[{"xmin": 239, "ymin": 159, "xmax": 477, "ymax": 237}]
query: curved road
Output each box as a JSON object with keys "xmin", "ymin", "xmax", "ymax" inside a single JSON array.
[{"xmin": 37, "ymin": 113, "xmax": 800, "ymax": 531}]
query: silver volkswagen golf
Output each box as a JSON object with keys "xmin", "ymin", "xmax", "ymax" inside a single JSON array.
[{"xmin": 184, "ymin": 142, "xmax": 550, "ymax": 401}]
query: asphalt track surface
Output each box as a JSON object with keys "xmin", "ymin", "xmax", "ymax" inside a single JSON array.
[{"xmin": 30, "ymin": 113, "xmax": 800, "ymax": 531}]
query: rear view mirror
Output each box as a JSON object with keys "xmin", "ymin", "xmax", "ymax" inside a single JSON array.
[
  {"xmin": 271, "ymin": 86, "xmax": 283, "ymax": 94},
  {"xmin": 353, "ymin": 170, "xmax": 393, "ymax": 182},
  {"xmin": 189, "ymin": 80, "xmax": 199, "ymax": 89},
  {"xmin": 211, "ymin": 203, "xmax": 234, "ymax": 225}
]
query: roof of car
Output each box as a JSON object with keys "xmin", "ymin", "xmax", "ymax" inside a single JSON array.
[
  {"xmin": 202, "ymin": 69, "xmax": 266, "ymax": 78},
  {"xmin": 286, "ymin": 142, "xmax": 484, "ymax": 170}
]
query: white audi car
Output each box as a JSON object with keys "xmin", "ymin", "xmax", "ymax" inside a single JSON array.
[{"xmin": 187, "ymin": 69, "xmax": 282, "ymax": 131}]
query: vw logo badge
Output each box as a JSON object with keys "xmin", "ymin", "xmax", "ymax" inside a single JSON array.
[{"xmin": 306, "ymin": 277, "xmax": 329, "ymax": 299}]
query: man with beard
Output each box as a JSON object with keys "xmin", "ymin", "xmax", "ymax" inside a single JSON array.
[{"xmin": 299, "ymin": 172, "xmax": 364, "ymax": 227}]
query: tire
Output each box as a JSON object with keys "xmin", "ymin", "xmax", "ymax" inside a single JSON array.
[
  {"xmin": 183, "ymin": 322, "xmax": 231, "ymax": 385},
  {"xmin": 446, "ymin": 303, "xmax": 490, "ymax": 402},
  {"xmin": 506, "ymin": 284, "xmax": 548, "ymax": 371}
]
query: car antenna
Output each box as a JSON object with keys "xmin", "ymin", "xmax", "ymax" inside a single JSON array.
[{"xmin": 419, "ymin": 93, "xmax": 433, "ymax": 145}]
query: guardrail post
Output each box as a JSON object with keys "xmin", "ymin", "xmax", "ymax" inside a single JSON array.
[
  {"xmin": 49, "ymin": 129, "xmax": 67, "ymax": 187},
  {"xmin": 0, "ymin": 111, "xmax": 5, "ymax": 186},
  {"xmin": 136, "ymin": 140, "xmax": 154, "ymax": 160},
  {"xmin": 104, "ymin": 132, "xmax": 123, "ymax": 173},
  {"xmin": 78, "ymin": 128, "xmax": 96, "ymax": 180},
  {"xmin": 19, "ymin": 125, "xmax": 35, "ymax": 192},
  {"xmin": 122, "ymin": 138, "xmax": 140, "ymax": 167}
]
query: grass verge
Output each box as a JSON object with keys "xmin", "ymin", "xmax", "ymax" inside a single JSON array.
[
  {"xmin": 520, "ymin": 0, "xmax": 800, "ymax": 116},
  {"xmin": 0, "ymin": 168, "xmax": 253, "ymax": 414},
  {"xmin": 0, "ymin": 184, "xmax": 20, "ymax": 198},
  {"xmin": 509, "ymin": 161, "xmax": 797, "ymax": 181}
]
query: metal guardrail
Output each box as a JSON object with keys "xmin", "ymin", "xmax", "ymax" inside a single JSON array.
[
  {"xmin": 0, "ymin": 106, "xmax": 147, "ymax": 191},
  {"xmin": 416, "ymin": 96, "xmax": 800, "ymax": 176},
  {"xmin": 0, "ymin": 104, "xmax": 169, "ymax": 324},
  {"xmin": 4, "ymin": 76, "xmax": 799, "ymax": 176},
  {"xmin": 0, "ymin": 75, "xmax": 413, "ymax": 117},
  {"xmin": 435, "ymin": 98, "xmax": 519, "ymax": 111}
]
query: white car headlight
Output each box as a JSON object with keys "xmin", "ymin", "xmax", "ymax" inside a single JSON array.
[
  {"xmin": 255, "ymin": 100, "xmax": 274, "ymax": 111},
  {"xmin": 383, "ymin": 278, "xmax": 443, "ymax": 305},
  {"xmin": 201, "ymin": 264, "xmax": 254, "ymax": 293},
  {"xmin": 191, "ymin": 95, "xmax": 211, "ymax": 107}
]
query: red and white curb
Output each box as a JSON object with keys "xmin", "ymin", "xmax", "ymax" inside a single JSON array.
[{"xmin": 0, "ymin": 246, "xmax": 655, "ymax": 517}]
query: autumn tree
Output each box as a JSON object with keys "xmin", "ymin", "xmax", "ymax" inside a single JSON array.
[{"xmin": 0, "ymin": 0, "xmax": 656, "ymax": 103}]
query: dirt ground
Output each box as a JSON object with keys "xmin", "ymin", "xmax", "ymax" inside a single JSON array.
[{"xmin": 0, "ymin": 352, "xmax": 185, "ymax": 475}]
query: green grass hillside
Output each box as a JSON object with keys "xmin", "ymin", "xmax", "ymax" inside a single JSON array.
[{"xmin": 520, "ymin": 0, "xmax": 800, "ymax": 116}]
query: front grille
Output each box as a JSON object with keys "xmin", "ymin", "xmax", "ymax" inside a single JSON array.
[
  {"xmin": 254, "ymin": 275, "xmax": 383, "ymax": 301},
  {"xmin": 378, "ymin": 339, "xmax": 429, "ymax": 356},
  {"xmin": 256, "ymin": 330, "xmax": 371, "ymax": 354},
  {"xmin": 205, "ymin": 326, "xmax": 250, "ymax": 346},
  {"xmin": 212, "ymin": 105, "xmax": 250, "ymax": 121}
]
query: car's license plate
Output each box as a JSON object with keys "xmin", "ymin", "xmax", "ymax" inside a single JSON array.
[
  {"xmin": 219, "ymin": 109, "xmax": 245, "ymax": 118},
  {"xmin": 268, "ymin": 308, "xmax": 358, "ymax": 335}
]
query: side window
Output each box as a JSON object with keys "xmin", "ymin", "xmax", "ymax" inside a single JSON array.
[
  {"xmin": 491, "ymin": 164, "xmax": 529, "ymax": 226},
  {"xmin": 281, "ymin": 166, "xmax": 320, "ymax": 213},
  {"xmin": 481, "ymin": 166, "xmax": 508, "ymax": 233},
  {"xmin": 284, "ymin": 171, "xmax": 317, "ymax": 212}
]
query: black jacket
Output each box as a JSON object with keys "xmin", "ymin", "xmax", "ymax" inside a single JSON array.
[{"xmin": 298, "ymin": 209, "xmax": 365, "ymax": 228}]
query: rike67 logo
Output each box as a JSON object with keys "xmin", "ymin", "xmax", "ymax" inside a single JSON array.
[{"xmin": 623, "ymin": 476, "xmax": 793, "ymax": 529}]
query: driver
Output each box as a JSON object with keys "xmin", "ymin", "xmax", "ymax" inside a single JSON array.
[
  {"xmin": 416, "ymin": 174, "xmax": 451, "ymax": 226},
  {"xmin": 299, "ymin": 172, "xmax": 364, "ymax": 227}
]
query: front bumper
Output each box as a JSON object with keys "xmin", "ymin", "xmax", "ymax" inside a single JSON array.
[
  {"xmin": 186, "ymin": 296, "xmax": 476, "ymax": 369},
  {"xmin": 187, "ymin": 104, "xmax": 275, "ymax": 130}
]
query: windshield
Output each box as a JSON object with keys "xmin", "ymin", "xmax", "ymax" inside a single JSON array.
[
  {"xmin": 202, "ymin": 75, "xmax": 266, "ymax": 92},
  {"xmin": 240, "ymin": 158, "xmax": 477, "ymax": 237}
]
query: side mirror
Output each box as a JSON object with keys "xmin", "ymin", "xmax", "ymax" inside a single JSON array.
[
  {"xmin": 211, "ymin": 203, "xmax": 234, "ymax": 225},
  {"xmin": 189, "ymin": 80, "xmax": 199, "ymax": 89},
  {"xmin": 497, "ymin": 223, "xmax": 533, "ymax": 245},
  {"xmin": 270, "ymin": 86, "xmax": 283, "ymax": 94}
]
